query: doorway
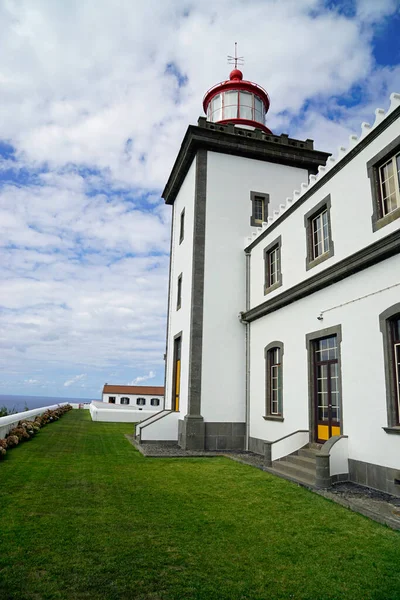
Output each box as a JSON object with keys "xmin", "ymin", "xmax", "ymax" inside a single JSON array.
[
  {"xmin": 313, "ymin": 335, "xmax": 341, "ymax": 442},
  {"xmin": 172, "ymin": 335, "xmax": 181, "ymax": 411}
]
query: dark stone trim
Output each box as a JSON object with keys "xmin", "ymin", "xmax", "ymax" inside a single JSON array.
[
  {"xmin": 367, "ymin": 134, "xmax": 400, "ymax": 232},
  {"xmin": 163, "ymin": 208, "xmax": 175, "ymax": 411},
  {"xmin": 383, "ymin": 427, "xmax": 400, "ymax": 435},
  {"xmin": 305, "ymin": 325, "xmax": 343, "ymax": 444},
  {"xmin": 162, "ymin": 122, "xmax": 331, "ymax": 205},
  {"xmin": 263, "ymin": 235, "xmax": 282, "ymax": 294},
  {"xmin": 205, "ymin": 422, "xmax": 245, "ymax": 451},
  {"xmin": 304, "ymin": 194, "xmax": 334, "ymax": 271},
  {"xmin": 379, "ymin": 302, "xmax": 400, "ymax": 427},
  {"xmin": 264, "ymin": 340, "xmax": 284, "ymax": 418},
  {"xmin": 179, "ymin": 207, "xmax": 185, "ymax": 244},
  {"xmin": 349, "ymin": 458, "xmax": 400, "ymax": 497},
  {"xmin": 263, "ymin": 415, "xmax": 284, "ymax": 422},
  {"xmin": 250, "ymin": 190, "xmax": 270, "ymax": 227},
  {"xmin": 171, "ymin": 331, "xmax": 183, "ymax": 412},
  {"xmin": 246, "ymin": 105, "xmax": 400, "ymax": 251},
  {"xmin": 176, "ymin": 273, "xmax": 182, "ymax": 310},
  {"xmin": 187, "ymin": 150, "xmax": 207, "ymax": 420},
  {"xmin": 179, "ymin": 415, "xmax": 205, "ymax": 451},
  {"xmin": 243, "ymin": 228, "xmax": 400, "ymax": 323}
]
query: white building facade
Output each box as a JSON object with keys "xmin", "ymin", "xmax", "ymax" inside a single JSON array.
[
  {"xmin": 102, "ymin": 385, "xmax": 164, "ymax": 410},
  {"xmin": 137, "ymin": 68, "xmax": 400, "ymax": 496}
]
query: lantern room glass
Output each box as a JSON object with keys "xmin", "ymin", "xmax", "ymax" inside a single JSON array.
[{"xmin": 207, "ymin": 91, "xmax": 265, "ymax": 126}]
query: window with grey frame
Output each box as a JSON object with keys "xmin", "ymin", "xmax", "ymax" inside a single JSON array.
[
  {"xmin": 179, "ymin": 208, "xmax": 185, "ymax": 244},
  {"xmin": 304, "ymin": 194, "xmax": 334, "ymax": 270},
  {"xmin": 368, "ymin": 135, "xmax": 400, "ymax": 232},
  {"xmin": 136, "ymin": 397, "xmax": 146, "ymax": 406},
  {"xmin": 120, "ymin": 397, "xmax": 130, "ymax": 405},
  {"xmin": 176, "ymin": 273, "xmax": 182, "ymax": 310},
  {"xmin": 379, "ymin": 303, "xmax": 400, "ymax": 432},
  {"xmin": 264, "ymin": 235, "xmax": 282, "ymax": 294},
  {"xmin": 250, "ymin": 191, "xmax": 269, "ymax": 227},
  {"xmin": 264, "ymin": 342, "xmax": 284, "ymax": 421},
  {"xmin": 150, "ymin": 398, "xmax": 160, "ymax": 407}
]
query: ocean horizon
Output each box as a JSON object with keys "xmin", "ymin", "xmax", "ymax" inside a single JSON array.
[{"xmin": 0, "ymin": 394, "xmax": 97, "ymax": 414}]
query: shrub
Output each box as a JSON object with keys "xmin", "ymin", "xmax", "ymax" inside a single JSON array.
[
  {"xmin": 6, "ymin": 435, "xmax": 19, "ymax": 448},
  {"xmin": 1, "ymin": 405, "xmax": 72, "ymax": 461}
]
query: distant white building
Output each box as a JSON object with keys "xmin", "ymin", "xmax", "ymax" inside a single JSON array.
[
  {"xmin": 135, "ymin": 66, "xmax": 400, "ymax": 497},
  {"xmin": 102, "ymin": 384, "xmax": 164, "ymax": 411}
]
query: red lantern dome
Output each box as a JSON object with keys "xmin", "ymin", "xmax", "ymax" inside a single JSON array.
[{"xmin": 203, "ymin": 68, "xmax": 271, "ymax": 133}]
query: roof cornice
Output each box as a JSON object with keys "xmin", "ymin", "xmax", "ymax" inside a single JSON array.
[{"xmin": 162, "ymin": 119, "xmax": 331, "ymax": 205}]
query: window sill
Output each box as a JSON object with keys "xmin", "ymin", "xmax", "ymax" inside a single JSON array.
[
  {"xmin": 306, "ymin": 248, "xmax": 334, "ymax": 271},
  {"xmin": 373, "ymin": 206, "xmax": 400, "ymax": 232},
  {"xmin": 382, "ymin": 426, "xmax": 400, "ymax": 435},
  {"xmin": 264, "ymin": 280, "xmax": 282, "ymax": 296},
  {"xmin": 263, "ymin": 415, "xmax": 284, "ymax": 422}
]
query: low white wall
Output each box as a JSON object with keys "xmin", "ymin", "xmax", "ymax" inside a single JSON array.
[
  {"xmin": 140, "ymin": 411, "xmax": 179, "ymax": 442},
  {"xmin": 89, "ymin": 401, "xmax": 156, "ymax": 423},
  {"xmin": 271, "ymin": 431, "xmax": 310, "ymax": 462},
  {"xmin": 329, "ymin": 436, "xmax": 349, "ymax": 476},
  {"xmin": 0, "ymin": 404, "xmax": 69, "ymax": 439}
]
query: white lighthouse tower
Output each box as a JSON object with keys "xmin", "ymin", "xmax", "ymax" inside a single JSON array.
[{"xmin": 137, "ymin": 59, "xmax": 330, "ymax": 450}]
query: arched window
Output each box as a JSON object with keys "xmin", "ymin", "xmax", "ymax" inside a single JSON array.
[
  {"xmin": 136, "ymin": 397, "xmax": 146, "ymax": 406},
  {"xmin": 380, "ymin": 304, "xmax": 400, "ymax": 429},
  {"xmin": 150, "ymin": 398, "xmax": 160, "ymax": 407},
  {"xmin": 264, "ymin": 342, "xmax": 284, "ymax": 420},
  {"xmin": 120, "ymin": 397, "xmax": 130, "ymax": 405}
]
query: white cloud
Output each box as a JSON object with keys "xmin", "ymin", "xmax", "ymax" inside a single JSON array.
[
  {"xmin": 129, "ymin": 370, "xmax": 156, "ymax": 385},
  {"xmin": 64, "ymin": 374, "xmax": 86, "ymax": 388},
  {"xmin": 0, "ymin": 0, "xmax": 398, "ymax": 397}
]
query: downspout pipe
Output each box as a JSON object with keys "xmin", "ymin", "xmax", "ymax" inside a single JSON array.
[{"xmin": 240, "ymin": 249, "xmax": 251, "ymax": 451}]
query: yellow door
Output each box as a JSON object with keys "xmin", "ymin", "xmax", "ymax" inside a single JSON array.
[{"xmin": 173, "ymin": 336, "xmax": 181, "ymax": 412}]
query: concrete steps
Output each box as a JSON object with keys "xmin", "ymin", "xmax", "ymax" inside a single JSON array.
[{"xmin": 271, "ymin": 445, "xmax": 319, "ymax": 487}]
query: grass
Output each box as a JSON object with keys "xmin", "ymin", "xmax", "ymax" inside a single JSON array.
[{"xmin": 0, "ymin": 410, "xmax": 399, "ymax": 600}]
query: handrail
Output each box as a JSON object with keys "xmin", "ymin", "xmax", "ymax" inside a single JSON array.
[
  {"xmin": 139, "ymin": 410, "xmax": 173, "ymax": 431},
  {"xmin": 263, "ymin": 430, "xmax": 309, "ymax": 466},
  {"xmin": 267, "ymin": 429, "xmax": 309, "ymax": 446},
  {"xmin": 319, "ymin": 434, "xmax": 348, "ymax": 456}
]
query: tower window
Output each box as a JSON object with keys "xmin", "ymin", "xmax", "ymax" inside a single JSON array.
[
  {"xmin": 264, "ymin": 342, "xmax": 284, "ymax": 421},
  {"xmin": 304, "ymin": 194, "xmax": 334, "ymax": 270},
  {"xmin": 250, "ymin": 191, "xmax": 269, "ymax": 227},
  {"xmin": 177, "ymin": 273, "xmax": 182, "ymax": 310},
  {"xmin": 367, "ymin": 136, "xmax": 400, "ymax": 231},
  {"xmin": 179, "ymin": 208, "xmax": 185, "ymax": 244},
  {"xmin": 264, "ymin": 236, "xmax": 282, "ymax": 294},
  {"xmin": 379, "ymin": 304, "xmax": 400, "ymax": 430},
  {"xmin": 379, "ymin": 153, "xmax": 400, "ymax": 217}
]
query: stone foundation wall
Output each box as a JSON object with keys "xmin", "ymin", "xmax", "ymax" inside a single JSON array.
[{"xmin": 349, "ymin": 459, "xmax": 400, "ymax": 497}]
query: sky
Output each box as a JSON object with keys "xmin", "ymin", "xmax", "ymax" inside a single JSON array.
[{"xmin": 0, "ymin": 0, "xmax": 399, "ymax": 400}]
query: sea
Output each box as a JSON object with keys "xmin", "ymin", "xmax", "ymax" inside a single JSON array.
[{"xmin": 0, "ymin": 394, "xmax": 96, "ymax": 414}]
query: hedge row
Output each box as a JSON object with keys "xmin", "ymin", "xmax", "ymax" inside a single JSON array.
[{"xmin": 0, "ymin": 405, "xmax": 72, "ymax": 460}]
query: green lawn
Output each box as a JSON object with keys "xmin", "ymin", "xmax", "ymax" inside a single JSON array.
[{"xmin": 0, "ymin": 410, "xmax": 399, "ymax": 600}]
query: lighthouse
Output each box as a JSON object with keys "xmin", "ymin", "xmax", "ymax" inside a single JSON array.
[
  {"xmin": 203, "ymin": 67, "xmax": 271, "ymax": 133},
  {"xmin": 137, "ymin": 58, "xmax": 330, "ymax": 451}
]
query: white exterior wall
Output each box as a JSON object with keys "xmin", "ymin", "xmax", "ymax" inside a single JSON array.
[
  {"xmin": 250, "ymin": 116, "xmax": 400, "ymax": 309},
  {"xmin": 249, "ymin": 255, "xmax": 400, "ymax": 470},
  {"xmin": 102, "ymin": 393, "xmax": 163, "ymax": 410},
  {"xmin": 90, "ymin": 401, "xmax": 157, "ymax": 423},
  {"xmin": 201, "ymin": 151, "xmax": 309, "ymax": 422},
  {"xmin": 164, "ymin": 159, "xmax": 196, "ymax": 414}
]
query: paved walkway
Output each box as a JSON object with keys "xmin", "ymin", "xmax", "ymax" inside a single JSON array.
[{"xmin": 127, "ymin": 436, "xmax": 400, "ymax": 531}]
